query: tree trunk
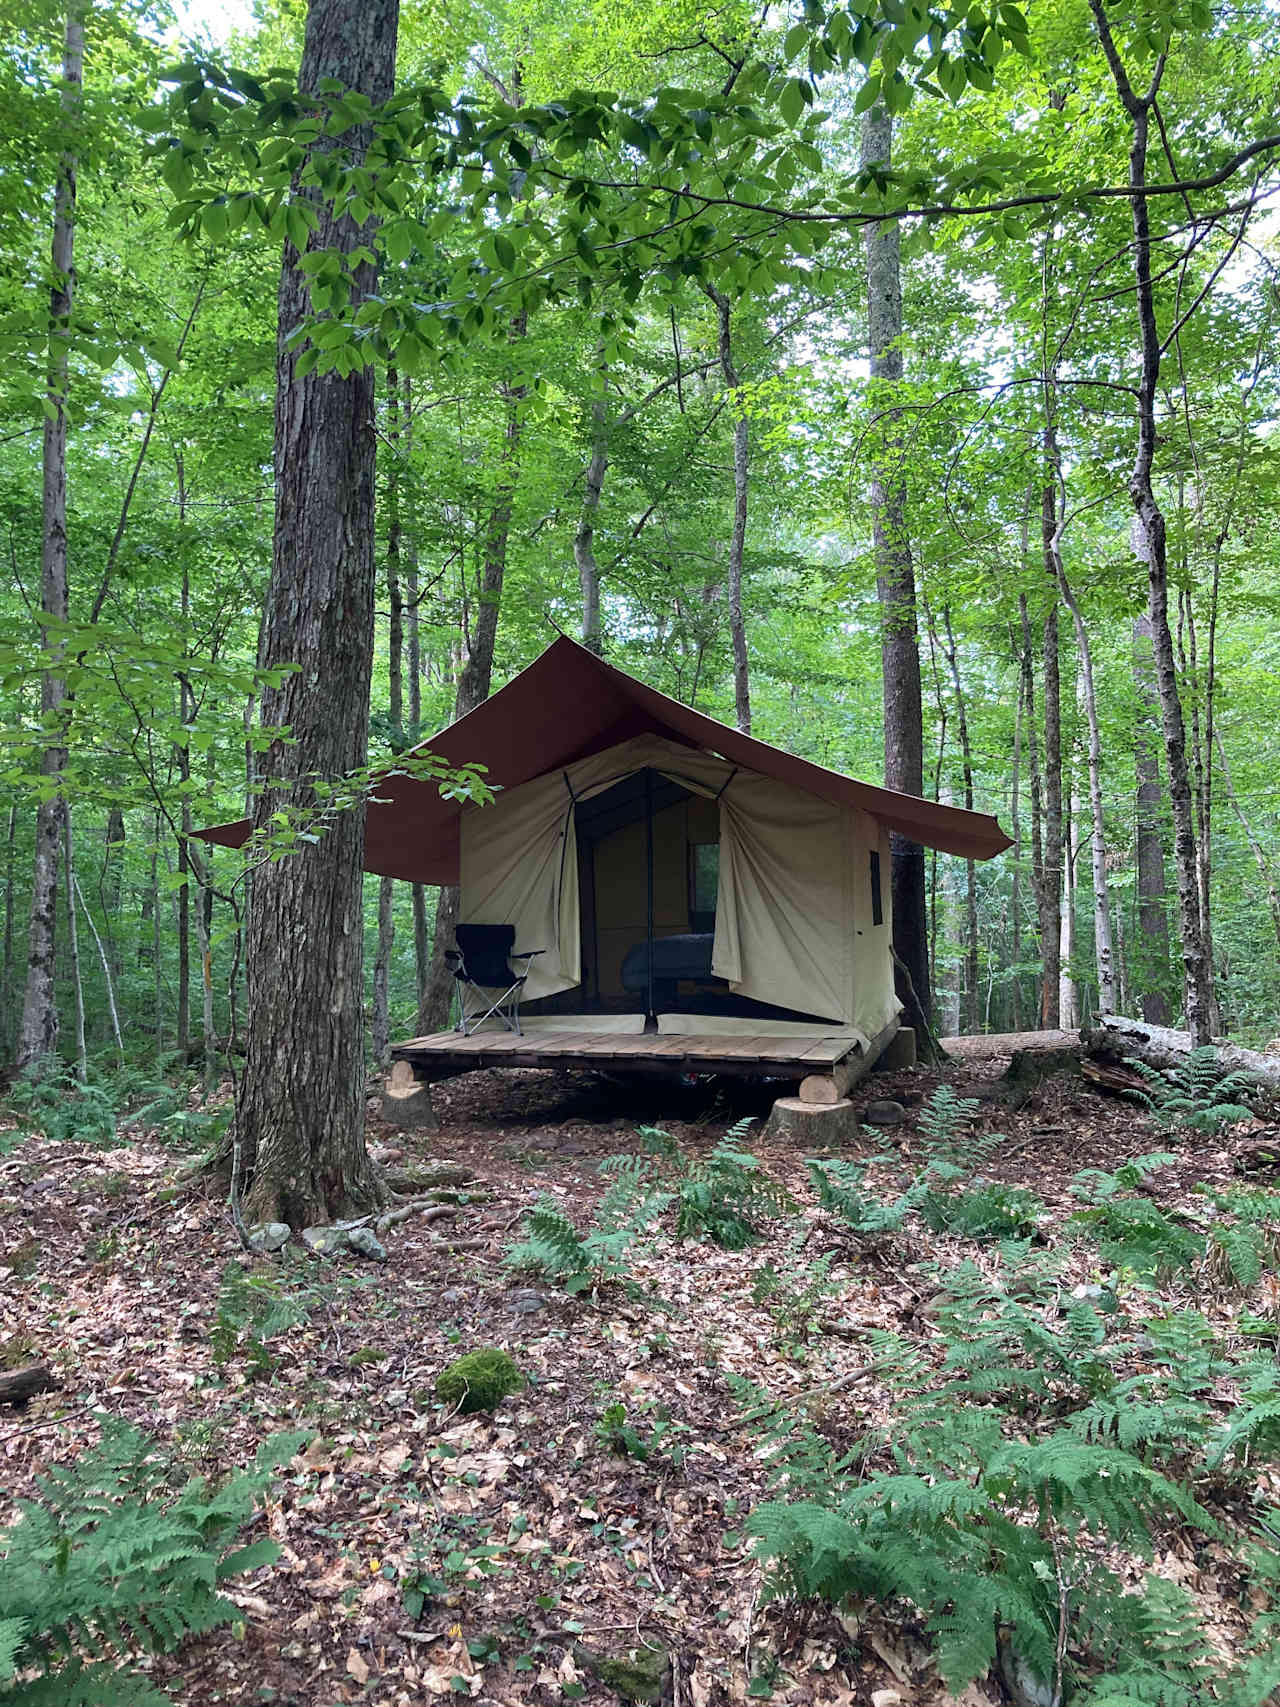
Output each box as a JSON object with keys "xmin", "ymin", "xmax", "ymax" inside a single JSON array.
[
  {"xmin": 1040, "ymin": 486, "xmax": 1063, "ymax": 1028},
  {"xmin": 1089, "ymin": 0, "xmax": 1212, "ymax": 1041},
  {"xmin": 419, "ymin": 313, "xmax": 527, "ymax": 1034},
  {"xmin": 1009, "ymin": 644, "xmax": 1023, "ymax": 1032},
  {"xmin": 862, "ymin": 103, "xmax": 931, "ymax": 1037},
  {"xmin": 704, "ymin": 284, "xmax": 752, "ymax": 735},
  {"xmin": 1060, "ymin": 742, "xmax": 1079, "ymax": 1028},
  {"xmin": 2, "ymin": 804, "xmax": 16, "ymax": 1055},
  {"xmin": 237, "ymin": 0, "xmax": 399, "ymax": 1229},
  {"xmin": 101, "ymin": 807, "xmax": 125, "ymax": 981},
  {"xmin": 62, "ymin": 808, "xmax": 86, "ymax": 1084},
  {"xmin": 1132, "ymin": 612, "xmax": 1171, "ymax": 1021},
  {"xmin": 400, "ymin": 374, "xmax": 431, "ymax": 1015},
  {"xmin": 1055, "ymin": 561, "xmax": 1116, "ymax": 1012},
  {"xmin": 1019, "ymin": 589, "xmax": 1047, "ymax": 1032},
  {"xmin": 16, "ymin": 0, "xmax": 82, "ymax": 1074},
  {"xmin": 1178, "ymin": 584, "xmax": 1220, "ymax": 1031},
  {"xmin": 941, "ymin": 608, "xmax": 979, "ymax": 1034},
  {"xmin": 372, "ymin": 367, "xmax": 406, "ymax": 1069},
  {"xmin": 1085, "ymin": 1014, "xmax": 1280, "ymax": 1094},
  {"xmin": 575, "ymin": 391, "xmax": 608, "ymax": 657}
]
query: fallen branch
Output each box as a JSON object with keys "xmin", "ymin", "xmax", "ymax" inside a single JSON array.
[{"xmin": 375, "ymin": 1199, "xmax": 457, "ymax": 1235}]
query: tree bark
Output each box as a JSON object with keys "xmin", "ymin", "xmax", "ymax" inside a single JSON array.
[
  {"xmin": 704, "ymin": 284, "xmax": 752, "ymax": 735},
  {"xmin": 862, "ymin": 103, "xmax": 931, "ymax": 1035},
  {"xmin": 16, "ymin": 0, "xmax": 82, "ymax": 1074},
  {"xmin": 1089, "ymin": 0, "xmax": 1213, "ymax": 1041},
  {"xmin": 1054, "ymin": 560, "xmax": 1116, "ymax": 1013},
  {"xmin": 372, "ymin": 367, "xmax": 406, "ymax": 1070},
  {"xmin": 941, "ymin": 608, "xmax": 979, "ymax": 1034},
  {"xmin": 1039, "ymin": 487, "xmax": 1063, "ymax": 1029},
  {"xmin": 1084, "ymin": 1014, "xmax": 1280, "ymax": 1095},
  {"xmin": 1132, "ymin": 612, "xmax": 1171, "ymax": 1022},
  {"xmin": 62, "ymin": 808, "xmax": 86, "ymax": 1084},
  {"xmin": 575, "ymin": 391, "xmax": 608, "ymax": 657},
  {"xmin": 419, "ymin": 312, "xmax": 527, "ymax": 1034},
  {"xmin": 237, "ymin": 0, "xmax": 399, "ymax": 1229}
]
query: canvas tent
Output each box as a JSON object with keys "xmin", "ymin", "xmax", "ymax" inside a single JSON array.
[{"xmin": 205, "ymin": 636, "xmax": 1011, "ymax": 1043}]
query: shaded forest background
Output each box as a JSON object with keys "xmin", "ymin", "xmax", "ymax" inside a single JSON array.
[{"xmin": 4, "ymin": 0, "xmax": 1280, "ymax": 1086}]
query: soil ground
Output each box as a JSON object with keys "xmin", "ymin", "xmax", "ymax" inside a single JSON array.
[{"xmin": 0, "ymin": 1041, "xmax": 1270, "ymax": 1706}]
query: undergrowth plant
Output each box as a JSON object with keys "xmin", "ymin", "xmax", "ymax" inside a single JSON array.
[
  {"xmin": 504, "ymin": 1157, "xmax": 673, "ymax": 1297},
  {"xmin": 751, "ymin": 1242, "xmax": 842, "ymax": 1348},
  {"xmin": 211, "ymin": 1258, "xmax": 371, "ymax": 1376},
  {"xmin": 0, "ymin": 1419, "xmax": 303, "ymax": 1705},
  {"xmin": 808, "ymin": 1086, "xmax": 1042, "ymax": 1246},
  {"xmin": 733, "ymin": 1240, "xmax": 1280, "ymax": 1705},
  {"xmin": 639, "ymin": 1118, "xmax": 794, "ymax": 1248},
  {"xmin": 1126, "ymin": 1045, "xmax": 1256, "ymax": 1136}
]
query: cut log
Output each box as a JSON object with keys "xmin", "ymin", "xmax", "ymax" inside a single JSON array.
[
  {"xmin": 798, "ymin": 1020, "xmax": 902, "ymax": 1105},
  {"xmin": 381, "ymin": 1059, "xmax": 437, "ymax": 1131},
  {"xmin": 1084, "ymin": 1014, "xmax": 1280, "ymax": 1099},
  {"xmin": 0, "ymin": 1364, "xmax": 61, "ymax": 1408},
  {"xmin": 762, "ymin": 1096, "xmax": 865, "ymax": 1146}
]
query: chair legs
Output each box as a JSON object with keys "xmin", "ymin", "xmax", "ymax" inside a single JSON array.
[{"xmin": 458, "ymin": 981, "xmax": 524, "ymax": 1035}]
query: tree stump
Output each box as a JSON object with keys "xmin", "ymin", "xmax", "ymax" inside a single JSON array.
[
  {"xmin": 762, "ymin": 1096, "xmax": 864, "ymax": 1146},
  {"xmin": 381, "ymin": 1060, "xmax": 438, "ymax": 1131}
]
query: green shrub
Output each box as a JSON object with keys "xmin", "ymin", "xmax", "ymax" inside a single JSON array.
[
  {"xmin": 435, "ymin": 1347, "xmax": 525, "ymax": 1414},
  {"xmin": 0, "ymin": 1419, "xmax": 302, "ymax": 1705}
]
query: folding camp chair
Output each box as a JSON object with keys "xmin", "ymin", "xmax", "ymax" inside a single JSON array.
[{"xmin": 446, "ymin": 924, "xmax": 544, "ymax": 1035}]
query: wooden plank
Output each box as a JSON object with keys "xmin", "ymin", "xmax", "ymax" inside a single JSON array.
[{"xmin": 794, "ymin": 1037, "xmax": 860, "ymax": 1064}]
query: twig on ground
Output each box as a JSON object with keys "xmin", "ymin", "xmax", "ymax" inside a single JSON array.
[{"xmin": 376, "ymin": 1199, "xmax": 456, "ymax": 1235}]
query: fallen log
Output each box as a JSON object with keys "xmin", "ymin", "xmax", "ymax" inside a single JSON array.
[
  {"xmin": 0, "ymin": 1365, "xmax": 61, "ymax": 1408},
  {"xmin": 1083, "ymin": 1014, "xmax": 1280, "ymax": 1100}
]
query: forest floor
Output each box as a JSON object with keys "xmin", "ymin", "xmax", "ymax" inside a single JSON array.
[{"xmin": 1, "ymin": 1042, "xmax": 1276, "ymax": 1706}]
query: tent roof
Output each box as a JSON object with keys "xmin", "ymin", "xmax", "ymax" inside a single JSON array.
[{"xmin": 202, "ymin": 634, "xmax": 1012, "ymax": 880}]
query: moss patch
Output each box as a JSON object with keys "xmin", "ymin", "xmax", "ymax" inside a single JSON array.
[
  {"xmin": 575, "ymin": 1644, "xmax": 671, "ymax": 1704},
  {"xmin": 434, "ymin": 1347, "xmax": 525, "ymax": 1414}
]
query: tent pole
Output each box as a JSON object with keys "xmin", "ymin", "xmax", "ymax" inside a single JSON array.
[{"xmin": 644, "ymin": 767, "xmax": 657, "ymax": 1032}]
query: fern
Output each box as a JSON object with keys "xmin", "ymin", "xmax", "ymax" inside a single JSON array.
[
  {"xmin": 806, "ymin": 1157, "xmax": 915, "ymax": 1242},
  {"xmin": 1125, "ymin": 1046, "xmax": 1256, "ymax": 1137},
  {"xmin": 636, "ymin": 1121, "xmax": 793, "ymax": 1249},
  {"xmin": 0, "ymin": 1420, "xmax": 302, "ymax": 1704},
  {"xmin": 504, "ymin": 1158, "xmax": 673, "ymax": 1296}
]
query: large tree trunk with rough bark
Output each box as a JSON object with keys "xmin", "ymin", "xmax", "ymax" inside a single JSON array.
[
  {"xmin": 236, "ymin": 0, "xmax": 398, "ymax": 1229},
  {"xmin": 862, "ymin": 104, "xmax": 931, "ymax": 1039},
  {"xmin": 16, "ymin": 0, "xmax": 82, "ymax": 1074}
]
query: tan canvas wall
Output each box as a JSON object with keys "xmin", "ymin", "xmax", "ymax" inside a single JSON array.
[{"xmin": 457, "ymin": 733, "xmax": 901, "ymax": 1033}]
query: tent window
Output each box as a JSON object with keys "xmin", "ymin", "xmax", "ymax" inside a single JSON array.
[
  {"xmin": 870, "ymin": 850, "xmax": 883, "ymax": 927},
  {"xmin": 690, "ymin": 842, "xmax": 719, "ymax": 933}
]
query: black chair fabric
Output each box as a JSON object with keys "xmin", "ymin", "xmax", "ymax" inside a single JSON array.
[{"xmin": 453, "ymin": 923, "xmax": 522, "ymax": 989}]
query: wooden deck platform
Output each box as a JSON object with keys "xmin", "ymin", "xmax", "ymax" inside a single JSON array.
[{"xmin": 390, "ymin": 1026, "xmax": 863, "ymax": 1082}]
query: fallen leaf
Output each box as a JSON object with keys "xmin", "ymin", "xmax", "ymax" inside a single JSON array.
[{"xmin": 347, "ymin": 1647, "xmax": 371, "ymax": 1684}]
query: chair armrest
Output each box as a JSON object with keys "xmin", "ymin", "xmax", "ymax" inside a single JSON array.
[
  {"xmin": 444, "ymin": 949, "xmax": 463, "ymax": 966},
  {"xmin": 510, "ymin": 948, "xmax": 545, "ymax": 959}
]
